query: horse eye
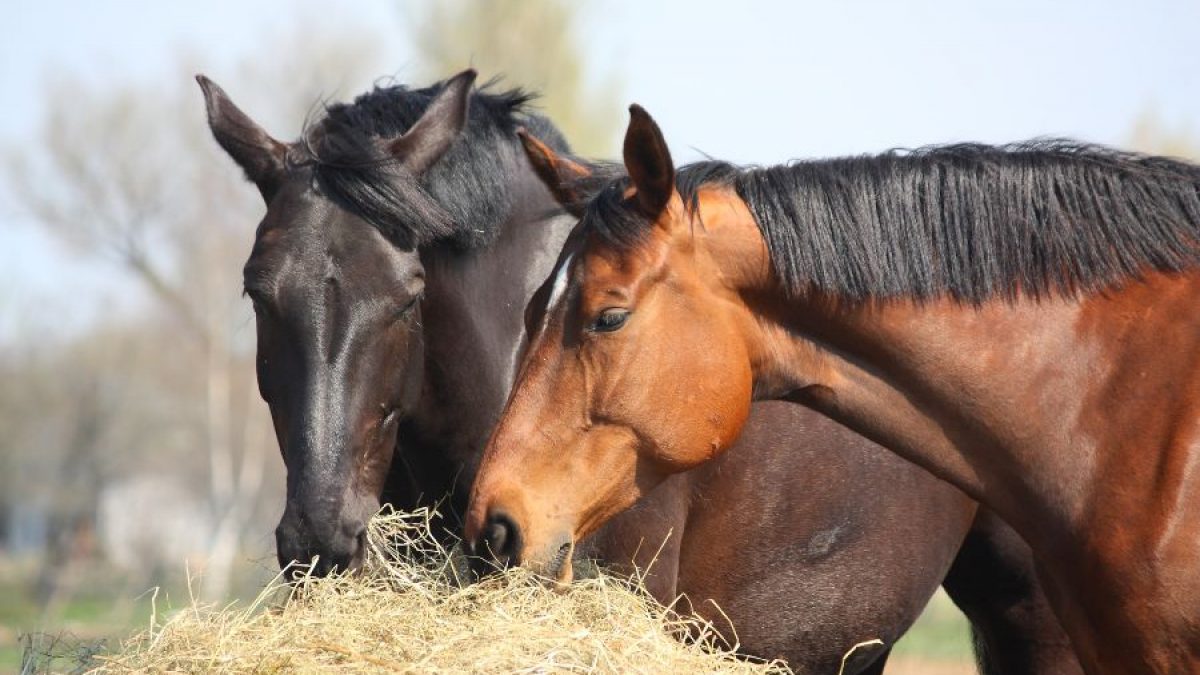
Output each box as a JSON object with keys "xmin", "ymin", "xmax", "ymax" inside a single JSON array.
[
  {"xmin": 590, "ymin": 308, "xmax": 630, "ymax": 333},
  {"xmin": 397, "ymin": 293, "xmax": 423, "ymax": 320}
]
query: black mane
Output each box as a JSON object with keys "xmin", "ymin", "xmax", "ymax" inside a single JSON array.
[
  {"xmin": 582, "ymin": 141, "xmax": 1200, "ymax": 301},
  {"xmin": 298, "ymin": 78, "xmax": 569, "ymax": 249}
]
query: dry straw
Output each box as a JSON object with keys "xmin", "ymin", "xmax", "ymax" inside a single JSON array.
[{"xmin": 94, "ymin": 508, "xmax": 791, "ymax": 674}]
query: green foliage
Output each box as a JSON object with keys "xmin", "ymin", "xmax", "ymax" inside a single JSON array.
[{"xmin": 404, "ymin": 0, "xmax": 621, "ymax": 156}]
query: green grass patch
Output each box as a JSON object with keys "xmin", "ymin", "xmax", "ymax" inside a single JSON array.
[
  {"xmin": 891, "ymin": 590, "xmax": 974, "ymax": 662},
  {"xmin": 0, "ymin": 558, "xmax": 275, "ymax": 673}
]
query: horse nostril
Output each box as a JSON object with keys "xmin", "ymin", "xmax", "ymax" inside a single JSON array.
[
  {"xmin": 481, "ymin": 511, "xmax": 521, "ymax": 563},
  {"xmin": 485, "ymin": 521, "xmax": 507, "ymax": 554}
]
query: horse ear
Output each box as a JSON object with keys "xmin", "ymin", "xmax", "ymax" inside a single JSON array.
[
  {"xmin": 196, "ymin": 75, "xmax": 287, "ymax": 202},
  {"xmin": 622, "ymin": 104, "xmax": 675, "ymax": 218},
  {"xmin": 386, "ymin": 69, "xmax": 477, "ymax": 175},
  {"xmin": 518, "ymin": 128, "xmax": 593, "ymax": 216}
]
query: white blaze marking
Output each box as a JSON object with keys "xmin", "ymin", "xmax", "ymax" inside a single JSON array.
[{"xmin": 546, "ymin": 252, "xmax": 575, "ymax": 315}]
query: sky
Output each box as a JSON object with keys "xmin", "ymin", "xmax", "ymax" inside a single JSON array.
[{"xmin": 3, "ymin": 0, "xmax": 1199, "ymax": 339}]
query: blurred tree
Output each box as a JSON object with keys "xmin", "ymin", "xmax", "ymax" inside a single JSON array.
[
  {"xmin": 3, "ymin": 32, "xmax": 381, "ymax": 602},
  {"xmin": 1129, "ymin": 108, "xmax": 1198, "ymax": 159},
  {"xmin": 404, "ymin": 0, "xmax": 621, "ymax": 156}
]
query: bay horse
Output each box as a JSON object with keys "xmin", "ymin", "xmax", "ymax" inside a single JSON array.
[
  {"xmin": 467, "ymin": 103, "xmax": 1200, "ymax": 673},
  {"xmin": 199, "ymin": 72, "xmax": 1078, "ymax": 673}
]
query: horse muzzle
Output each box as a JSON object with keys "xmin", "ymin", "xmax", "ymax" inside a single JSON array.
[
  {"xmin": 467, "ymin": 508, "xmax": 575, "ymax": 585},
  {"xmin": 275, "ymin": 510, "xmax": 367, "ymax": 578}
]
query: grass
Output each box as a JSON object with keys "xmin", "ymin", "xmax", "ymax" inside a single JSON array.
[
  {"xmin": 0, "ymin": 564, "xmax": 171, "ymax": 673},
  {"xmin": 0, "ymin": 556, "xmax": 275, "ymax": 673},
  {"xmin": 891, "ymin": 590, "xmax": 974, "ymax": 662},
  {"xmin": 2, "ymin": 574, "xmax": 120, "ymax": 671}
]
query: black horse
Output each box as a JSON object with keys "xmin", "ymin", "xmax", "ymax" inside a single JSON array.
[{"xmin": 198, "ymin": 70, "xmax": 1080, "ymax": 674}]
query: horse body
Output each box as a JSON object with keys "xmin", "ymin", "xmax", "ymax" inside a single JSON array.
[
  {"xmin": 200, "ymin": 75, "xmax": 1081, "ymax": 673},
  {"xmin": 590, "ymin": 402, "xmax": 978, "ymax": 670},
  {"xmin": 761, "ymin": 263, "xmax": 1200, "ymax": 671},
  {"xmin": 943, "ymin": 509, "xmax": 1083, "ymax": 674},
  {"xmin": 470, "ymin": 104, "xmax": 1200, "ymax": 672}
]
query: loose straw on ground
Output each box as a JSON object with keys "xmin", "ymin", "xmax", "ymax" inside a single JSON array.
[{"xmin": 93, "ymin": 508, "xmax": 792, "ymax": 674}]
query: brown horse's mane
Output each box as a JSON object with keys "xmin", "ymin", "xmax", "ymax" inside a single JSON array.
[
  {"xmin": 581, "ymin": 141, "xmax": 1200, "ymax": 302},
  {"xmin": 293, "ymin": 78, "xmax": 569, "ymax": 250}
]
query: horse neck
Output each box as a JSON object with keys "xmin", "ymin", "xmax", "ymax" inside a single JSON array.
[
  {"xmin": 711, "ymin": 191, "xmax": 1200, "ymax": 551},
  {"xmin": 767, "ymin": 295, "xmax": 1084, "ymax": 531},
  {"xmin": 406, "ymin": 163, "xmax": 574, "ymax": 494}
]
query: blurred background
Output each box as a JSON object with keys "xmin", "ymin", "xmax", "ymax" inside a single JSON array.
[{"xmin": 2, "ymin": 1, "xmax": 1197, "ymax": 672}]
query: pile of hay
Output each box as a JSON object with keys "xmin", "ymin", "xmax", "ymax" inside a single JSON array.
[{"xmin": 95, "ymin": 509, "xmax": 790, "ymax": 673}]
